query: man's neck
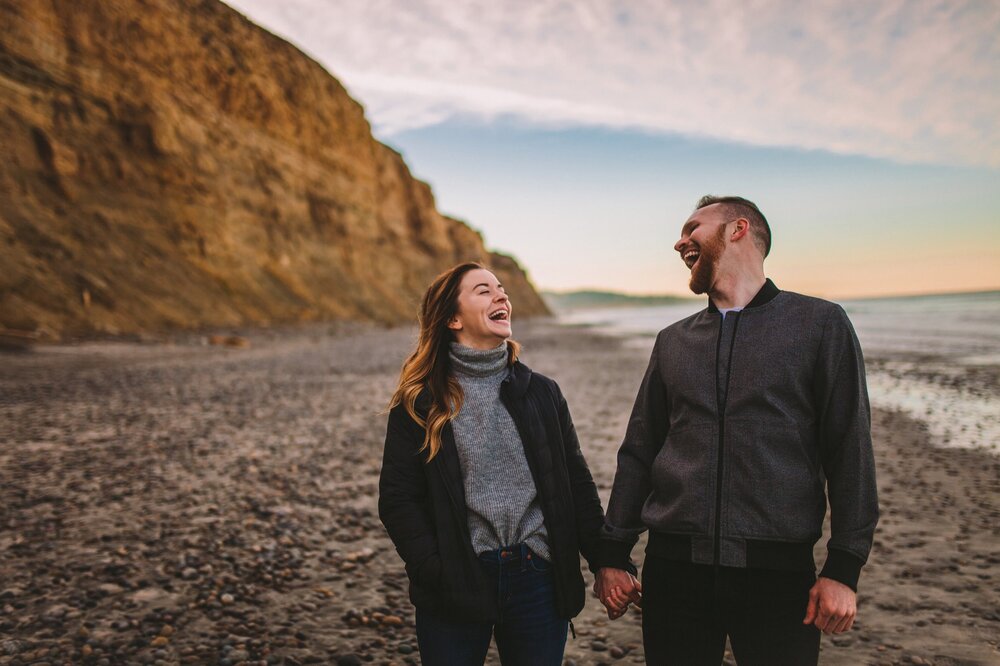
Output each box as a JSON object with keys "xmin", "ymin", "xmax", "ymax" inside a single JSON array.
[{"xmin": 708, "ymin": 268, "xmax": 766, "ymax": 310}]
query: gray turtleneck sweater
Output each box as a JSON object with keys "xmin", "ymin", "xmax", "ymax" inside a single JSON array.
[{"xmin": 448, "ymin": 342, "xmax": 550, "ymax": 560}]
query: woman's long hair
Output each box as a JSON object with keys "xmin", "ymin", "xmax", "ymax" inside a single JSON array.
[{"xmin": 389, "ymin": 262, "xmax": 520, "ymax": 461}]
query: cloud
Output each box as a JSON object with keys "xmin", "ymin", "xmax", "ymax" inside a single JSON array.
[{"xmin": 225, "ymin": 0, "xmax": 1000, "ymax": 167}]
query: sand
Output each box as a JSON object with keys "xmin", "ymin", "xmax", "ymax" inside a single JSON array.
[{"xmin": 1, "ymin": 320, "xmax": 997, "ymax": 665}]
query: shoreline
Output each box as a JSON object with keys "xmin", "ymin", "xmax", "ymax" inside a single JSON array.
[{"xmin": 1, "ymin": 320, "xmax": 998, "ymax": 665}]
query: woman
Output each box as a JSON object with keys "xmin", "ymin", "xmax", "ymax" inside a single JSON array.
[{"xmin": 378, "ymin": 262, "xmax": 610, "ymax": 665}]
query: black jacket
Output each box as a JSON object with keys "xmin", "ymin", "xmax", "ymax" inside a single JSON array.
[
  {"xmin": 600, "ymin": 280, "xmax": 879, "ymax": 590},
  {"xmin": 378, "ymin": 360, "xmax": 606, "ymax": 622}
]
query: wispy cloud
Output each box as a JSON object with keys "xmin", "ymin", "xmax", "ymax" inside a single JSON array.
[{"xmin": 226, "ymin": 0, "xmax": 1000, "ymax": 167}]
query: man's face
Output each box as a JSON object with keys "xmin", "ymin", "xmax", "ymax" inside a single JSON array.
[{"xmin": 673, "ymin": 204, "xmax": 729, "ymax": 295}]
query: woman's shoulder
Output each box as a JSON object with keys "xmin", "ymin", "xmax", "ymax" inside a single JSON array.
[
  {"xmin": 386, "ymin": 397, "xmax": 426, "ymax": 432},
  {"xmin": 512, "ymin": 360, "xmax": 564, "ymax": 401}
]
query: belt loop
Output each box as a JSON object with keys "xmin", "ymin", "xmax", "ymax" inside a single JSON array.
[{"xmin": 520, "ymin": 543, "xmax": 528, "ymax": 572}]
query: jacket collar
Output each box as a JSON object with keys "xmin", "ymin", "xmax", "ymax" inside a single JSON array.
[
  {"xmin": 707, "ymin": 278, "xmax": 780, "ymax": 313},
  {"xmin": 502, "ymin": 360, "xmax": 533, "ymax": 398}
]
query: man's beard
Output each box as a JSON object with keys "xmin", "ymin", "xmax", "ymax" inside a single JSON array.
[{"xmin": 688, "ymin": 225, "xmax": 727, "ymax": 295}]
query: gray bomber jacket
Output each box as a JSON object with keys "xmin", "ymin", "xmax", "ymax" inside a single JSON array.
[{"xmin": 597, "ymin": 279, "xmax": 879, "ymax": 589}]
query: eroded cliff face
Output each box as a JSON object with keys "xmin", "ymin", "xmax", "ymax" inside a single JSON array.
[{"xmin": 0, "ymin": 0, "xmax": 549, "ymax": 337}]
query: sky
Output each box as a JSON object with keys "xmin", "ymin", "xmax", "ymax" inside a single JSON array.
[{"xmin": 225, "ymin": 0, "xmax": 1000, "ymax": 298}]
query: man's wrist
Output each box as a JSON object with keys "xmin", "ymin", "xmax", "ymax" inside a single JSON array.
[
  {"xmin": 593, "ymin": 539, "xmax": 638, "ymax": 576},
  {"xmin": 819, "ymin": 548, "xmax": 865, "ymax": 591}
]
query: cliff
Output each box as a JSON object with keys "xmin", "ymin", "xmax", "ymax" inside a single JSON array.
[{"xmin": 0, "ymin": 0, "xmax": 550, "ymax": 338}]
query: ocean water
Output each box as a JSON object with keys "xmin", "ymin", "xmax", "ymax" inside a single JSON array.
[{"xmin": 557, "ymin": 291, "xmax": 1000, "ymax": 455}]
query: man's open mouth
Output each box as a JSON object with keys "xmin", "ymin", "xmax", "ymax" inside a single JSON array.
[{"xmin": 683, "ymin": 248, "xmax": 700, "ymax": 269}]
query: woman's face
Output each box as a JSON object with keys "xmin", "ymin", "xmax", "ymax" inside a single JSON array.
[{"xmin": 448, "ymin": 269, "xmax": 512, "ymax": 349}]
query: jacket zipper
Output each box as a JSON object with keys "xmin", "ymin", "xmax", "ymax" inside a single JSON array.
[{"xmin": 713, "ymin": 312, "xmax": 741, "ymax": 566}]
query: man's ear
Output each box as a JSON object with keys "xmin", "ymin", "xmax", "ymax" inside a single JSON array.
[
  {"xmin": 731, "ymin": 218, "xmax": 750, "ymax": 242},
  {"xmin": 447, "ymin": 316, "xmax": 463, "ymax": 331}
]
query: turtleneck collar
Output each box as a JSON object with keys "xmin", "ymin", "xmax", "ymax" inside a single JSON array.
[{"xmin": 449, "ymin": 341, "xmax": 509, "ymax": 378}]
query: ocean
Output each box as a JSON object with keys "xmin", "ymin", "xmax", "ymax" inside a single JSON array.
[{"xmin": 556, "ymin": 290, "xmax": 1000, "ymax": 455}]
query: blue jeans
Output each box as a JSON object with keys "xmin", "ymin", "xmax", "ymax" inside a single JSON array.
[{"xmin": 415, "ymin": 544, "xmax": 568, "ymax": 665}]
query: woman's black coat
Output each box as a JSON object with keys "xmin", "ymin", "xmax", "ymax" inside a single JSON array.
[{"xmin": 378, "ymin": 360, "xmax": 606, "ymax": 622}]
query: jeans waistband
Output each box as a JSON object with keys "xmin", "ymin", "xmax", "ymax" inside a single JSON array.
[{"xmin": 478, "ymin": 543, "xmax": 538, "ymax": 569}]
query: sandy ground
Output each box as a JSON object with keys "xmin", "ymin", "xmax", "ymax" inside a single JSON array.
[{"xmin": 1, "ymin": 320, "xmax": 998, "ymax": 665}]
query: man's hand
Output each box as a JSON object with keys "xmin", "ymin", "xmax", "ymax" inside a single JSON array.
[
  {"xmin": 803, "ymin": 577, "xmax": 857, "ymax": 634},
  {"xmin": 594, "ymin": 567, "xmax": 642, "ymax": 620}
]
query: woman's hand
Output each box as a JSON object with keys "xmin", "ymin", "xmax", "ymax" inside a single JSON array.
[{"xmin": 594, "ymin": 567, "xmax": 642, "ymax": 619}]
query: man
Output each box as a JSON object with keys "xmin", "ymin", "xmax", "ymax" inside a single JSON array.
[{"xmin": 593, "ymin": 196, "xmax": 878, "ymax": 664}]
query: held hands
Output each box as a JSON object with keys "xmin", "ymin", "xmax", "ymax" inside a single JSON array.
[
  {"xmin": 803, "ymin": 576, "xmax": 857, "ymax": 634},
  {"xmin": 594, "ymin": 567, "xmax": 642, "ymax": 620}
]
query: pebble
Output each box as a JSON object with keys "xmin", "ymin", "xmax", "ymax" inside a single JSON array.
[
  {"xmin": 221, "ymin": 594, "xmax": 235, "ymax": 605},
  {"xmin": 336, "ymin": 655, "xmax": 363, "ymax": 666}
]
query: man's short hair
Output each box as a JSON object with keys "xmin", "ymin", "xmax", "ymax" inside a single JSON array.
[{"xmin": 695, "ymin": 195, "xmax": 771, "ymax": 257}]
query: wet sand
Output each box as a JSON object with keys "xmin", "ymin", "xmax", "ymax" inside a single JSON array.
[{"xmin": 1, "ymin": 321, "xmax": 998, "ymax": 665}]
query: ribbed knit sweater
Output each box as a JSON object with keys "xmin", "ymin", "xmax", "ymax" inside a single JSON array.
[{"xmin": 448, "ymin": 342, "xmax": 550, "ymax": 560}]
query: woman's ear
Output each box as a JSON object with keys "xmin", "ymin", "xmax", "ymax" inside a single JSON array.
[{"xmin": 447, "ymin": 315, "xmax": 463, "ymax": 331}]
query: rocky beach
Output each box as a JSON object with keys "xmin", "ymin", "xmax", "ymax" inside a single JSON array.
[{"xmin": 2, "ymin": 320, "xmax": 998, "ymax": 665}]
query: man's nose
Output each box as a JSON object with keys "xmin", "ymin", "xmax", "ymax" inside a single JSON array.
[{"xmin": 673, "ymin": 237, "xmax": 686, "ymax": 252}]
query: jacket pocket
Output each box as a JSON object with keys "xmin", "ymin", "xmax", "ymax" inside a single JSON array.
[
  {"xmin": 407, "ymin": 552, "xmax": 443, "ymax": 589},
  {"xmin": 725, "ymin": 420, "xmax": 825, "ymax": 541},
  {"xmin": 644, "ymin": 423, "xmax": 716, "ymax": 534}
]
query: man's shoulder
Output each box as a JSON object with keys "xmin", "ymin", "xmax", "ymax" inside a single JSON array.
[
  {"xmin": 772, "ymin": 290, "xmax": 847, "ymax": 318},
  {"xmin": 656, "ymin": 307, "xmax": 710, "ymax": 338}
]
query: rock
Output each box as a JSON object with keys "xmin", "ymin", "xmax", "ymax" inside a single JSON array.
[
  {"xmin": 1, "ymin": 640, "xmax": 25, "ymax": 656},
  {"xmin": 221, "ymin": 594, "xmax": 235, "ymax": 605},
  {"xmin": 0, "ymin": 0, "xmax": 550, "ymax": 336},
  {"xmin": 337, "ymin": 655, "xmax": 363, "ymax": 666},
  {"xmin": 591, "ymin": 640, "xmax": 608, "ymax": 651},
  {"xmin": 209, "ymin": 335, "xmax": 250, "ymax": 349},
  {"xmin": 150, "ymin": 636, "xmax": 169, "ymax": 647}
]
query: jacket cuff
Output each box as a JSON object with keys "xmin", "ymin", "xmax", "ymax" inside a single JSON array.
[
  {"xmin": 819, "ymin": 548, "xmax": 865, "ymax": 591},
  {"xmin": 591, "ymin": 538, "xmax": 638, "ymax": 575}
]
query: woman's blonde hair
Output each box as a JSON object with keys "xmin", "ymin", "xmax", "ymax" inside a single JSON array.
[{"xmin": 389, "ymin": 262, "xmax": 520, "ymax": 461}]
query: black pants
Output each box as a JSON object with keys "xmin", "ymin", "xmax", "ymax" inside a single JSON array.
[{"xmin": 641, "ymin": 557, "xmax": 820, "ymax": 666}]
